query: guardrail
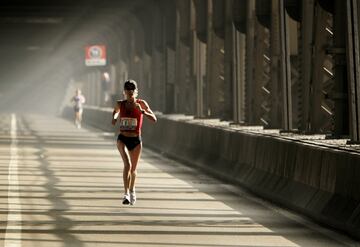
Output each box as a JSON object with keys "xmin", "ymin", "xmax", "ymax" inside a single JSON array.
[{"xmin": 62, "ymin": 106, "xmax": 360, "ymax": 239}]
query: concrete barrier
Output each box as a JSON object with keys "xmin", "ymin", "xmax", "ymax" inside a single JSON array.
[
  {"xmin": 62, "ymin": 105, "xmax": 115, "ymax": 132},
  {"xmin": 62, "ymin": 106, "xmax": 360, "ymax": 239}
]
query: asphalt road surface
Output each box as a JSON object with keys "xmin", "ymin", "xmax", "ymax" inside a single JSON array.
[{"xmin": 0, "ymin": 114, "xmax": 358, "ymax": 247}]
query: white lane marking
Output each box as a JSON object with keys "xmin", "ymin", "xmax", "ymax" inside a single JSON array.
[{"xmin": 5, "ymin": 114, "xmax": 22, "ymax": 247}]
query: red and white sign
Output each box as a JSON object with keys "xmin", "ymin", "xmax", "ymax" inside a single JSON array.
[{"xmin": 85, "ymin": 45, "xmax": 106, "ymax": 66}]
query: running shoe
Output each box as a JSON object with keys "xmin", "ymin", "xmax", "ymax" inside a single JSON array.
[
  {"xmin": 122, "ymin": 194, "xmax": 130, "ymax": 205},
  {"xmin": 130, "ymin": 191, "xmax": 136, "ymax": 205}
]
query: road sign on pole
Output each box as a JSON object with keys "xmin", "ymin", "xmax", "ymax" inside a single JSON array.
[{"xmin": 85, "ymin": 45, "xmax": 106, "ymax": 66}]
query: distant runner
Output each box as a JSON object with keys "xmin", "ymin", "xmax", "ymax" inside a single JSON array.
[
  {"xmin": 111, "ymin": 80, "xmax": 157, "ymax": 205},
  {"xmin": 71, "ymin": 89, "xmax": 86, "ymax": 129}
]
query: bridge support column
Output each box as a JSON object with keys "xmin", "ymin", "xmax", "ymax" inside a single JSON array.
[
  {"xmin": 270, "ymin": 0, "xmax": 292, "ymax": 129},
  {"xmin": 300, "ymin": 0, "xmax": 315, "ymax": 131},
  {"xmin": 332, "ymin": 0, "xmax": 349, "ymax": 137},
  {"xmin": 245, "ymin": 0, "xmax": 256, "ymax": 124},
  {"xmin": 206, "ymin": 0, "xmax": 225, "ymax": 119},
  {"xmin": 191, "ymin": 0, "xmax": 206, "ymax": 118},
  {"xmin": 346, "ymin": 0, "xmax": 360, "ymax": 141}
]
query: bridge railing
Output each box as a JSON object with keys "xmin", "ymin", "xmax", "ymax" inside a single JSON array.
[{"xmin": 62, "ymin": 105, "xmax": 360, "ymax": 239}]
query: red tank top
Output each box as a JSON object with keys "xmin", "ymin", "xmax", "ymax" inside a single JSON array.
[{"xmin": 118, "ymin": 99, "xmax": 144, "ymax": 135}]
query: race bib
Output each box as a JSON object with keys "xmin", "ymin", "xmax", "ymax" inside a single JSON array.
[{"xmin": 119, "ymin": 117, "xmax": 138, "ymax": 130}]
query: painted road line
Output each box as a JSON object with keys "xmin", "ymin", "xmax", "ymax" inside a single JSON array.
[{"xmin": 4, "ymin": 114, "xmax": 22, "ymax": 247}]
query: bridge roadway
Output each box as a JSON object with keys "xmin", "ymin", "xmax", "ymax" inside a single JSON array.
[{"xmin": 0, "ymin": 114, "xmax": 358, "ymax": 247}]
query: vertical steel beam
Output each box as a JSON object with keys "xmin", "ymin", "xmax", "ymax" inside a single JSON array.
[
  {"xmin": 88, "ymin": 73, "xmax": 92, "ymax": 106},
  {"xmin": 233, "ymin": 29, "xmax": 246, "ymax": 123},
  {"xmin": 246, "ymin": 0, "xmax": 256, "ymax": 124},
  {"xmin": 176, "ymin": 0, "xmax": 192, "ymax": 115},
  {"xmin": 148, "ymin": 5, "xmax": 165, "ymax": 112},
  {"xmin": 161, "ymin": 16, "xmax": 168, "ymax": 113},
  {"xmin": 129, "ymin": 30, "xmax": 136, "ymax": 80},
  {"xmin": 174, "ymin": 7, "xmax": 181, "ymax": 113},
  {"xmin": 333, "ymin": 0, "xmax": 349, "ymax": 136},
  {"xmin": 300, "ymin": 0, "xmax": 315, "ymax": 131},
  {"xmin": 270, "ymin": 0, "xmax": 292, "ymax": 129},
  {"xmin": 346, "ymin": 0, "xmax": 360, "ymax": 141},
  {"xmin": 191, "ymin": 0, "xmax": 205, "ymax": 118},
  {"xmin": 288, "ymin": 19, "xmax": 301, "ymax": 129},
  {"xmin": 109, "ymin": 64, "xmax": 117, "ymax": 97},
  {"xmin": 195, "ymin": 39, "xmax": 206, "ymax": 118},
  {"xmin": 152, "ymin": 49, "xmax": 166, "ymax": 112},
  {"xmin": 96, "ymin": 70, "xmax": 102, "ymax": 106},
  {"xmin": 209, "ymin": 0, "xmax": 226, "ymax": 119},
  {"xmin": 187, "ymin": 1, "xmax": 196, "ymax": 115},
  {"xmin": 176, "ymin": 41, "xmax": 192, "ymax": 114},
  {"xmin": 224, "ymin": 0, "xmax": 234, "ymax": 121},
  {"xmin": 152, "ymin": 50, "xmax": 160, "ymax": 111},
  {"xmin": 142, "ymin": 53, "xmax": 152, "ymax": 102},
  {"xmin": 165, "ymin": 47, "xmax": 176, "ymax": 113},
  {"xmin": 206, "ymin": 0, "xmax": 225, "ymax": 118},
  {"xmin": 205, "ymin": 0, "xmax": 212, "ymax": 117},
  {"xmin": 281, "ymin": 6, "xmax": 293, "ymax": 130},
  {"xmin": 270, "ymin": 0, "xmax": 281, "ymax": 127},
  {"xmin": 252, "ymin": 23, "xmax": 271, "ymax": 126},
  {"xmin": 309, "ymin": 6, "xmax": 332, "ymax": 132},
  {"xmin": 91, "ymin": 72, "xmax": 96, "ymax": 106},
  {"xmin": 87, "ymin": 73, "xmax": 92, "ymax": 105}
]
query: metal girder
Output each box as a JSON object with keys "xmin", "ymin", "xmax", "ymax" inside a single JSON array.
[
  {"xmin": 194, "ymin": 0, "xmax": 207, "ymax": 43},
  {"xmin": 152, "ymin": 50, "xmax": 166, "ymax": 112},
  {"xmin": 191, "ymin": 0, "xmax": 206, "ymax": 118},
  {"xmin": 213, "ymin": 0, "xmax": 225, "ymax": 38},
  {"xmin": 177, "ymin": 41, "xmax": 192, "ymax": 114},
  {"xmin": 226, "ymin": 0, "xmax": 247, "ymax": 124},
  {"xmin": 252, "ymin": 22, "xmax": 271, "ymax": 126},
  {"xmin": 245, "ymin": 0, "xmax": 256, "ymax": 124},
  {"xmin": 284, "ymin": 0, "xmax": 302, "ymax": 22},
  {"xmin": 346, "ymin": 0, "xmax": 360, "ymax": 141},
  {"xmin": 291, "ymin": 54, "xmax": 302, "ymax": 129},
  {"xmin": 165, "ymin": 46, "xmax": 176, "ymax": 114},
  {"xmin": 133, "ymin": 6, "xmax": 157, "ymax": 55},
  {"xmin": 309, "ymin": 5, "xmax": 335, "ymax": 133},
  {"xmin": 318, "ymin": 0, "xmax": 334, "ymax": 14},
  {"xmin": 300, "ymin": 0, "xmax": 315, "ymax": 131},
  {"xmin": 269, "ymin": 0, "xmax": 293, "ymax": 129},
  {"xmin": 281, "ymin": 2, "xmax": 293, "ymax": 130},
  {"xmin": 176, "ymin": 0, "xmax": 192, "ymax": 115},
  {"xmin": 152, "ymin": 6, "xmax": 164, "ymax": 51},
  {"xmin": 232, "ymin": 30, "xmax": 246, "ymax": 123},
  {"xmin": 177, "ymin": 0, "xmax": 191, "ymax": 45},
  {"xmin": 232, "ymin": 0, "xmax": 247, "ymax": 33},
  {"xmin": 194, "ymin": 37, "xmax": 206, "ymax": 118},
  {"xmin": 332, "ymin": 0, "xmax": 349, "ymax": 136},
  {"xmin": 256, "ymin": 0, "xmax": 271, "ymax": 28},
  {"xmin": 206, "ymin": 0, "xmax": 225, "ymax": 118}
]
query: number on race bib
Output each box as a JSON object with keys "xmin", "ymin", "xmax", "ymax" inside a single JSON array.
[{"xmin": 119, "ymin": 117, "xmax": 138, "ymax": 130}]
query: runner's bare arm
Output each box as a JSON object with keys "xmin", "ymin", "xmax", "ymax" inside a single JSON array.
[
  {"xmin": 112, "ymin": 102, "xmax": 120, "ymax": 125},
  {"xmin": 138, "ymin": 100, "xmax": 157, "ymax": 122}
]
